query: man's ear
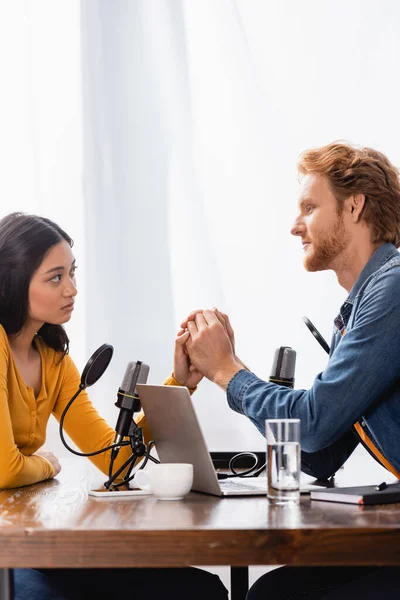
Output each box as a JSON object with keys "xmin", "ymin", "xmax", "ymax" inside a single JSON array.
[{"xmin": 349, "ymin": 193, "xmax": 366, "ymax": 222}]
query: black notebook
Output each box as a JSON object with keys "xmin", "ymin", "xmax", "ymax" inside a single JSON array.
[{"xmin": 310, "ymin": 482, "xmax": 400, "ymax": 505}]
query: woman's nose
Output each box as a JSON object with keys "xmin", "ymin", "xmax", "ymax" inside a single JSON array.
[{"xmin": 63, "ymin": 280, "xmax": 78, "ymax": 297}]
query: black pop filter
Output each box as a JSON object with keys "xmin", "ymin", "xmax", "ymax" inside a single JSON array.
[
  {"xmin": 303, "ymin": 316, "xmax": 330, "ymax": 355},
  {"xmin": 80, "ymin": 343, "xmax": 114, "ymax": 388},
  {"xmin": 59, "ymin": 343, "xmax": 115, "ymax": 459}
]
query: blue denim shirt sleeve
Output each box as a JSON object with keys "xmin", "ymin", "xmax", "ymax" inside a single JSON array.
[{"xmin": 227, "ymin": 265, "xmax": 400, "ymax": 454}]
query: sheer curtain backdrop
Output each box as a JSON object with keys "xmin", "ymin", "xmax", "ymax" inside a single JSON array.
[
  {"xmin": 1, "ymin": 0, "xmax": 400, "ymax": 455},
  {"xmin": 0, "ymin": 0, "xmax": 84, "ymax": 453},
  {"xmin": 81, "ymin": 0, "xmax": 400, "ymax": 451},
  {"xmin": 2, "ymin": 1, "xmax": 399, "ymax": 591}
]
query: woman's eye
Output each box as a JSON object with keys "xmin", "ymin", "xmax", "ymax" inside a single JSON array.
[
  {"xmin": 50, "ymin": 274, "xmax": 62, "ymax": 283},
  {"xmin": 70, "ymin": 265, "xmax": 78, "ymax": 277}
]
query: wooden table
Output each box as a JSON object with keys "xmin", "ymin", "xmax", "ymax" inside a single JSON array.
[{"xmin": 1, "ymin": 457, "xmax": 400, "ymax": 599}]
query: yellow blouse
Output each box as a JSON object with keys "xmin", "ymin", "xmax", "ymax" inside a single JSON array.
[{"xmin": 0, "ymin": 324, "xmax": 180, "ymax": 488}]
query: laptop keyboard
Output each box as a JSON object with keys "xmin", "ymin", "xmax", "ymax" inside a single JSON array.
[
  {"xmin": 220, "ymin": 477, "xmax": 323, "ymax": 494},
  {"xmin": 220, "ymin": 478, "xmax": 266, "ymax": 492}
]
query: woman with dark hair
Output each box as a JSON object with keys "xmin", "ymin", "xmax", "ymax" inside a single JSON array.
[{"xmin": 0, "ymin": 212, "xmax": 227, "ymax": 600}]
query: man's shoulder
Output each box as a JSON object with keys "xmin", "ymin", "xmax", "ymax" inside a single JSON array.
[
  {"xmin": 371, "ymin": 252, "xmax": 400, "ymax": 280},
  {"xmin": 362, "ymin": 254, "xmax": 400, "ymax": 298}
]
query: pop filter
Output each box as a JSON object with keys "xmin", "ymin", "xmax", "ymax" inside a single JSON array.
[
  {"xmin": 303, "ymin": 316, "xmax": 330, "ymax": 354},
  {"xmin": 59, "ymin": 343, "xmax": 116, "ymax": 458},
  {"xmin": 80, "ymin": 343, "xmax": 114, "ymax": 389}
]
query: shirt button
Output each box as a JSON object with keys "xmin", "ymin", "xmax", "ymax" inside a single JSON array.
[
  {"xmin": 361, "ymin": 420, "xmax": 366, "ymax": 427},
  {"xmin": 31, "ymin": 411, "xmax": 36, "ymax": 417},
  {"xmin": 30, "ymin": 434, "xmax": 35, "ymax": 440}
]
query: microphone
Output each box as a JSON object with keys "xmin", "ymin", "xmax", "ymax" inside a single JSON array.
[
  {"xmin": 269, "ymin": 346, "xmax": 296, "ymax": 388},
  {"xmin": 113, "ymin": 361, "xmax": 150, "ymax": 450}
]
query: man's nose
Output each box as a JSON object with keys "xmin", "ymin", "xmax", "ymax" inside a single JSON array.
[{"xmin": 290, "ymin": 217, "xmax": 305, "ymax": 237}]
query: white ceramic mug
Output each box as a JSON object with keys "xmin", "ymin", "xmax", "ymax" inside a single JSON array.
[{"xmin": 134, "ymin": 463, "xmax": 193, "ymax": 500}]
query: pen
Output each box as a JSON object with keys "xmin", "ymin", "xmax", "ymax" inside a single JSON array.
[{"xmin": 375, "ymin": 481, "xmax": 387, "ymax": 491}]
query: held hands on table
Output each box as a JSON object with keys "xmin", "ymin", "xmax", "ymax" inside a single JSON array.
[{"xmin": 173, "ymin": 308, "xmax": 246, "ymax": 391}]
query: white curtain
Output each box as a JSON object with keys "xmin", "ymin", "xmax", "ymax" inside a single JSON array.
[
  {"xmin": 0, "ymin": 0, "xmax": 84, "ymax": 355},
  {"xmin": 2, "ymin": 0, "xmax": 400, "ymax": 453},
  {"xmin": 80, "ymin": 0, "xmax": 400, "ymax": 451},
  {"xmin": 0, "ymin": 0, "xmax": 84, "ymax": 453}
]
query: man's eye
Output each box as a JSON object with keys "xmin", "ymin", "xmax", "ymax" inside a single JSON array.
[{"xmin": 306, "ymin": 205, "xmax": 314, "ymax": 213}]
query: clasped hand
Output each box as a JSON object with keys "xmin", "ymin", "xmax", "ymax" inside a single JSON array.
[{"xmin": 173, "ymin": 308, "xmax": 244, "ymax": 390}]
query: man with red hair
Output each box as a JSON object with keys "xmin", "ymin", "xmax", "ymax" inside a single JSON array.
[{"xmin": 176, "ymin": 142, "xmax": 400, "ymax": 599}]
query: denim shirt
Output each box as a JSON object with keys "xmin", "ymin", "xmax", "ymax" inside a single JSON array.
[{"xmin": 227, "ymin": 243, "xmax": 400, "ymax": 479}]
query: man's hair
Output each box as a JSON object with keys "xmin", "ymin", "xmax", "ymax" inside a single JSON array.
[{"xmin": 297, "ymin": 142, "xmax": 400, "ymax": 247}]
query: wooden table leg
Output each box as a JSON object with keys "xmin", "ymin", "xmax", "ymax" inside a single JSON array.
[
  {"xmin": 0, "ymin": 569, "xmax": 13, "ymax": 600},
  {"xmin": 231, "ymin": 566, "xmax": 249, "ymax": 600}
]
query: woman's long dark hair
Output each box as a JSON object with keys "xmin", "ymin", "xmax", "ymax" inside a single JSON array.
[{"xmin": 0, "ymin": 212, "xmax": 73, "ymax": 357}]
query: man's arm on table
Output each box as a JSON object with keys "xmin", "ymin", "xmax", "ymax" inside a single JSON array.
[{"xmin": 184, "ymin": 272, "xmax": 400, "ymax": 464}]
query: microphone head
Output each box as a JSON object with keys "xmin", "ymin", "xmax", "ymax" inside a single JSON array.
[
  {"xmin": 113, "ymin": 361, "xmax": 150, "ymax": 446},
  {"xmin": 121, "ymin": 361, "xmax": 150, "ymax": 395},
  {"xmin": 270, "ymin": 346, "xmax": 296, "ymax": 387}
]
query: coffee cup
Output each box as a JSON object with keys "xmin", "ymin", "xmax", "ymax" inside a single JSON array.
[{"xmin": 134, "ymin": 463, "xmax": 193, "ymax": 500}]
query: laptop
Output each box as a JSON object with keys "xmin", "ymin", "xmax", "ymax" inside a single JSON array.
[{"xmin": 136, "ymin": 384, "xmax": 318, "ymax": 497}]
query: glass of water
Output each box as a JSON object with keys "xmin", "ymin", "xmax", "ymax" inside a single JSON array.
[{"xmin": 266, "ymin": 419, "xmax": 300, "ymax": 505}]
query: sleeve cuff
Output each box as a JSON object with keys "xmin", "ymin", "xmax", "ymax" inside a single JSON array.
[
  {"xmin": 163, "ymin": 373, "xmax": 197, "ymax": 395},
  {"xmin": 34, "ymin": 455, "xmax": 56, "ymax": 480},
  {"xmin": 227, "ymin": 369, "xmax": 258, "ymax": 414}
]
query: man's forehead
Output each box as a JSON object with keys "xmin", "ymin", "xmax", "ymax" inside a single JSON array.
[{"xmin": 297, "ymin": 173, "xmax": 330, "ymax": 204}]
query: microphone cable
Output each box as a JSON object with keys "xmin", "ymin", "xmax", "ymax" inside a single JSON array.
[
  {"xmin": 58, "ymin": 385, "xmax": 159, "ymax": 489},
  {"xmin": 59, "ymin": 386, "xmax": 131, "ymax": 457}
]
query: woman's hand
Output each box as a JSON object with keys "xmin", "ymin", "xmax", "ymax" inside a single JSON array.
[
  {"xmin": 173, "ymin": 329, "xmax": 204, "ymax": 389},
  {"xmin": 35, "ymin": 450, "xmax": 62, "ymax": 477}
]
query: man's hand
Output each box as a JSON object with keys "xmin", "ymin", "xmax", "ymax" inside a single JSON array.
[
  {"xmin": 181, "ymin": 307, "xmax": 235, "ymax": 352},
  {"xmin": 173, "ymin": 329, "xmax": 204, "ymax": 389},
  {"xmin": 185, "ymin": 309, "xmax": 243, "ymax": 389},
  {"xmin": 35, "ymin": 450, "xmax": 62, "ymax": 477},
  {"xmin": 181, "ymin": 307, "xmax": 250, "ymax": 373}
]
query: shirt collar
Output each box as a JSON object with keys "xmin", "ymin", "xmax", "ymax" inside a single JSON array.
[
  {"xmin": 347, "ymin": 242, "xmax": 399, "ymax": 304},
  {"xmin": 334, "ymin": 243, "xmax": 399, "ymax": 332}
]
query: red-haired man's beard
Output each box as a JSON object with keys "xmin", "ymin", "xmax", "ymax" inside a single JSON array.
[{"xmin": 304, "ymin": 212, "xmax": 350, "ymax": 272}]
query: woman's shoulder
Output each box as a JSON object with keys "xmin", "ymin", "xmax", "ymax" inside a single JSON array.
[{"xmin": 0, "ymin": 324, "xmax": 10, "ymax": 354}]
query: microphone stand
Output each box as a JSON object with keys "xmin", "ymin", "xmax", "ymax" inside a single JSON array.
[
  {"xmin": 59, "ymin": 345, "xmax": 159, "ymax": 490},
  {"xmin": 104, "ymin": 420, "xmax": 159, "ymax": 490}
]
